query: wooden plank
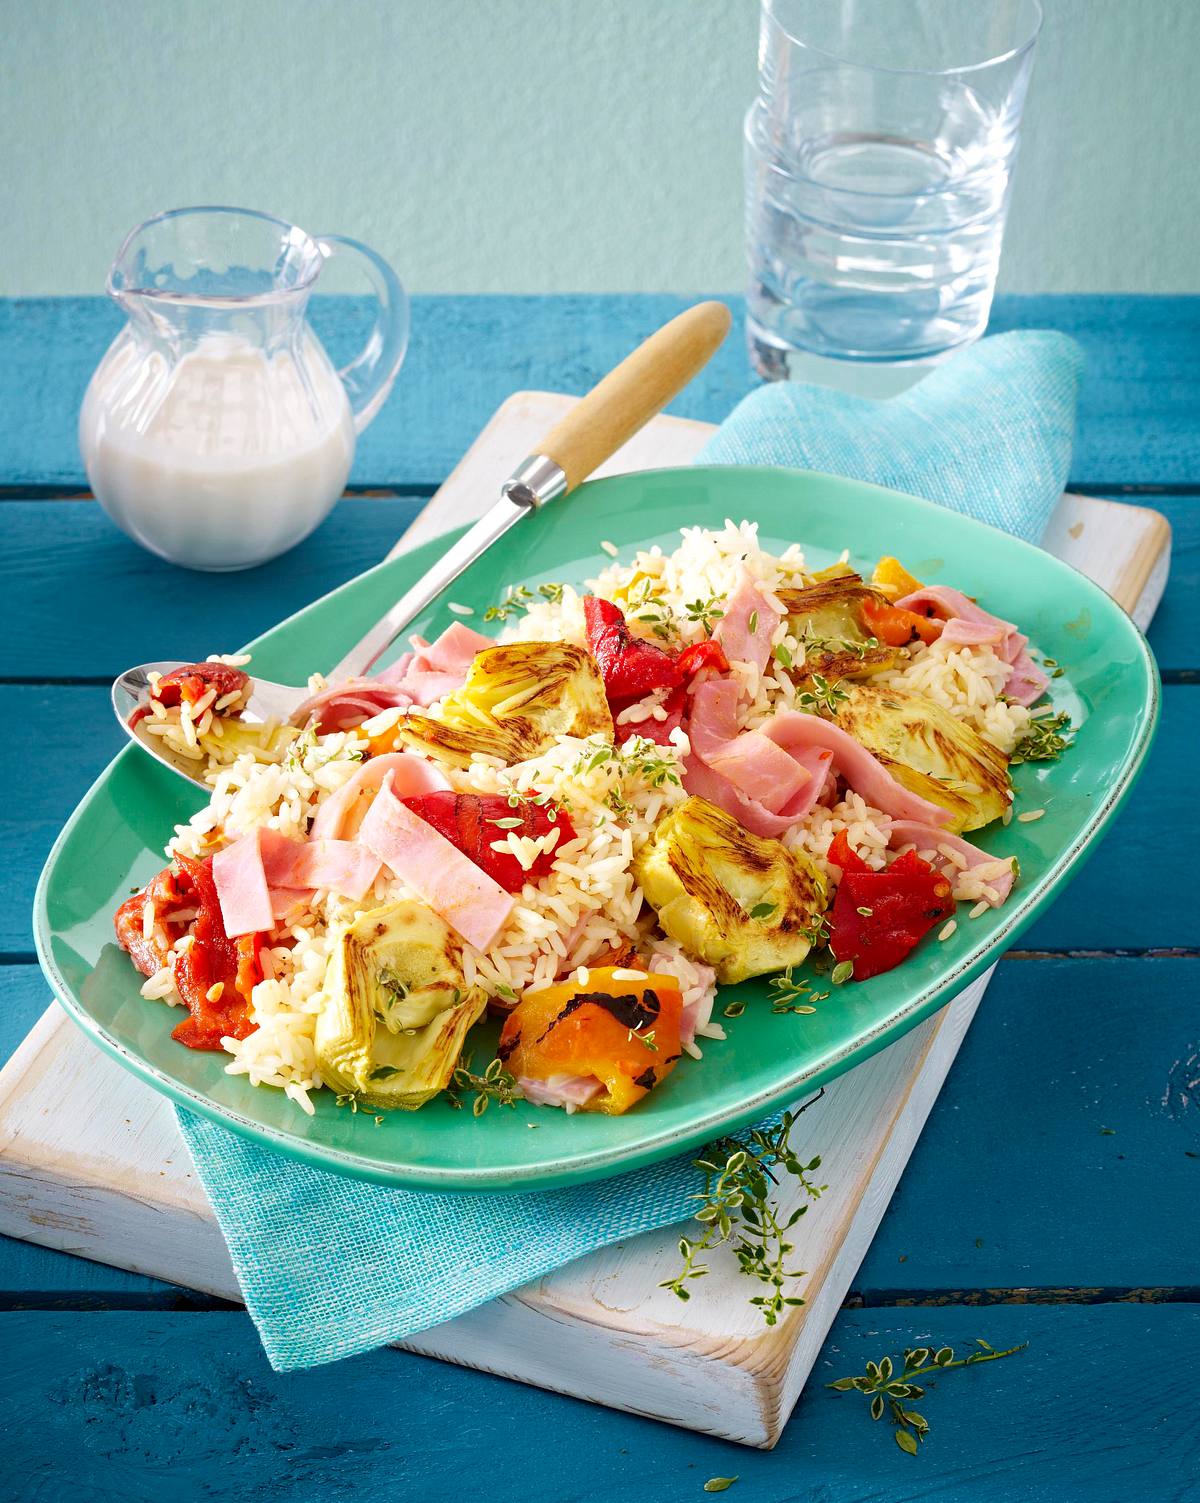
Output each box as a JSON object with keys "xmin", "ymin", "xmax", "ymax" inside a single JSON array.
[
  {"xmin": 6, "ymin": 1305, "xmax": 1199, "ymax": 1501},
  {"xmin": 858, "ymin": 955, "xmax": 1200, "ymax": 1293},
  {"xmin": 2, "ymin": 294, "xmax": 1199, "ymax": 491},
  {"xmin": 0, "ymin": 497, "xmax": 424, "ymax": 680},
  {"xmin": 1144, "ymin": 496, "xmax": 1200, "ymax": 675},
  {"xmin": 2, "ymin": 491, "xmax": 1193, "ymax": 682},
  {"xmin": 1018, "ymin": 679, "xmax": 1196, "ymax": 951},
  {"xmin": 2, "ymin": 954, "xmax": 1194, "ymax": 1303}
]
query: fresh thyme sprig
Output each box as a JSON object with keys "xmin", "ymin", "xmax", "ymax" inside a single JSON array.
[
  {"xmin": 621, "ymin": 735, "xmax": 684, "ymax": 789},
  {"xmin": 798, "ymin": 628, "xmax": 881, "ymax": 662},
  {"xmin": 767, "ymin": 966, "xmax": 818, "ymax": 1015},
  {"xmin": 446, "ymin": 1056, "xmax": 521, "ymax": 1116},
  {"xmin": 829, "ymin": 1338, "xmax": 1028, "ymax": 1454},
  {"xmin": 683, "ymin": 595, "xmax": 725, "ymax": 636},
  {"xmin": 661, "ymin": 1094, "xmax": 827, "ymax": 1325},
  {"xmin": 483, "ymin": 581, "xmax": 565, "ymax": 622},
  {"xmin": 1011, "ymin": 709, "xmax": 1073, "ymax": 765},
  {"xmin": 796, "ymin": 673, "xmax": 850, "ymax": 716},
  {"xmin": 630, "ymin": 585, "xmax": 681, "ymax": 643}
]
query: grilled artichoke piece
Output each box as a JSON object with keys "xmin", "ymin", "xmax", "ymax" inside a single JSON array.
[
  {"xmin": 633, "ymin": 796, "xmax": 827, "ymax": 985},
  {"xmin": 397, "ymin": 641, "xmax": 613, "ymax": 768},
  {"xmin": 832, "ymin": 683, "xmax": 1010, "ymax": 833},
  {"xmin": 776, "ymin": 573, "xmax": 899, "ymax": 681},
  {"xmin": 315, "ymin": 900, "xmax": 486, "ymax": 1110}
]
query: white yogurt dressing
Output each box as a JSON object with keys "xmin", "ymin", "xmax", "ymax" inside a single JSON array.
[{"xmin": 80, "ymin": 329, "xmax": 355, "ymax": 571}]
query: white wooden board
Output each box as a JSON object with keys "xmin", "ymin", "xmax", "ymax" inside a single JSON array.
[{"xmin": 0, "ymin": 393, "xmax": 1170, "ymax": 1448}]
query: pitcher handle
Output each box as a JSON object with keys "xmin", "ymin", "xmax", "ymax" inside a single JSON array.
[{"xmin": 315, "ymin": 234, "xmax": 410, "ymax": 435}]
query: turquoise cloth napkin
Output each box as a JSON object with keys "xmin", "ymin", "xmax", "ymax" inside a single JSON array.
[{"xmin": 178, "ymin": 328, "xmax": 1082, "ymax": 1371}]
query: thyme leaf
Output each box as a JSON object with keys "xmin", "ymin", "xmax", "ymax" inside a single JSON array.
[
  {"xmin": 447, "ymin": 1055, "xmax": 521, "ymax": 1116},
  {"xmin": 660, "ymin": 1092, "xmax": 827, "ymax": 1325},
  {"xmin": 1011, "ymin": 710, "xmax": 1073, "ymax": 764},
  {"xmin": 796, "ymin": 672, "xmax": 850, "ymax": 717},
  {"xmin": 828, "ymin": 1337, "xmax": 1027, "ymax": 1454}
]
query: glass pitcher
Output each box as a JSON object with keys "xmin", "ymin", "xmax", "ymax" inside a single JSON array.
[{"xmin": 80, "ymin": 206, "xmax": 409, "ymax": 571}]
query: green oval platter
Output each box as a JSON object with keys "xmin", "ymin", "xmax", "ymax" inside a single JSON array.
[{"xmin": 34, "ymin": 467, "xmax": 1159, "ymax": 1190}]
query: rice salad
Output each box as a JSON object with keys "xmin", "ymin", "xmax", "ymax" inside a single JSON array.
[{"xmin": 115, "ymin": 522, "xmax": 1068, "ymax": 1119}]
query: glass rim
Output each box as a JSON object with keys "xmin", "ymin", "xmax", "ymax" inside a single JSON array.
[
  {"xmin": 761, "ymin": 0, "xmax": 1043, "ymax": 79},
  {"xmin": 107, "ymin": 205, "xmax": 324, "ymax": 307}
]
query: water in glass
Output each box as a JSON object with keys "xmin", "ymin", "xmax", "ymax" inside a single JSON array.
[{"xmin": 746, "ymin": 0, "xmax": 1041, "ymax": 381}]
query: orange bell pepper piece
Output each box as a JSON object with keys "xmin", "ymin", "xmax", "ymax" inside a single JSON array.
[
  {"xmin": 498, "ymin": 965, "xmax": 684, "ymax": 1114},
  {"xmin": 861, "ymin": 593, "xmax": 942, "ymax": 648}
]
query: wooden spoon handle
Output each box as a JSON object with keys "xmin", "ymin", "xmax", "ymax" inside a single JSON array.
[{"xmin": 534, "ymin": 301, "xmax": 732, "ymax": 492}]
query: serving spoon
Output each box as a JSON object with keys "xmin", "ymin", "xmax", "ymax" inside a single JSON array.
[{"xmin": 113, "ymin": 300, "xmax": 732, "ymax": 785}]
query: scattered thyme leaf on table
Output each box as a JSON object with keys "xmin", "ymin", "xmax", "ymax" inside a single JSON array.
[
  {"xmin": 661, "ymin": 1090, "xmax": 827, "ymax": 1325},
  {"xmin": 828, "ymin": 1337, "xmax": 1028, "ymax": 1454}
]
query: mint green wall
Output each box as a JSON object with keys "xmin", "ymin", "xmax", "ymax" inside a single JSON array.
[{"xmin": 3, "ymin": 0, "xmax": 1196, "ymax": 295}]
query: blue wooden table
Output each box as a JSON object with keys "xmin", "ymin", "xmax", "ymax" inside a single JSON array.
[{"xmin": 2, "ymin": 295, "xmax": 1198, "ymax": 1501}]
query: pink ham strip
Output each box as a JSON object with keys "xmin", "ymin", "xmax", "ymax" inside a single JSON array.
[
  {"xmin": 310, "ymin": 752, "xmax": 451, "ymax": 841},
  {"xmin": 260, "ymin": 834, "xmax": 381, "ymax": 903},
  {"xmin": 214, "ymin": 827, "xmax": 385, "ymax": 936},
  {"xmin": 517, "ymin": 1074, "xmax": 604, "ymax": 1109},
  {"xmin": 897, "ymin": 585, "xmax": 1050, "ymax": 707},
  {"xmin": 685, "ymin": 678, "xmax": 944, "ymax": 834},
  {"xmin": 358, "ymin": 773, "xmax": 514, "ymax": 950},
  {"xmin": 939, "ymin": 618, "xmax": 1006, "ymax": 647},
  {"xmin": 765, "ymin": 712, "xmax": 954, "ymax": 826},
  {"xmin": 683, "ymin": 756, "xmax": 799, "ymax": 838},
  {"xmin": 407, "ymin": 622, "xmax": 493, "ymax": 676},
  {"xmin": 212, "ymin": 829, "xmax": 276, "ymax": 937},
  {"xmin": 293, "ymin": 622, "xmax": 494, "ymax": 729},
  {"xmin": 688, "ymin": 680, "xmax": 813, "ymax": 808},
  {"xmin": 888, "ymin": 819, "xmax": 1017, "ymax": 904},
  {"xmin": 712, "ymin": 570, "xmax": 780, "ymax": 674}
]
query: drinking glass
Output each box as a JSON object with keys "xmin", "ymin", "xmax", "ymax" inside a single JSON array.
[{"xmin": 746, "ymin": 0, "xmax": 1042, "ymax": 386}]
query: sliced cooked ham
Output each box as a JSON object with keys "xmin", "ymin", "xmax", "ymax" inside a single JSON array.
[
  {"xmin": 293, "ymin": 622, "xmax": 493, "ymax": 730},
  {"xmin": 688, "ymin": 680, "xmax": 815, "ymax": 810},
  {"xmin": 888, "ymin": 819, "xmax": 1016, "ymax": 904},
  {"xmin": 939, "ymin": 618, "xmax": 1006, "ymax": 647},
  {"xmin": 685, "ymin": 677, "xmax": 943, "ymax": 836},
  {"xmin": 260, "ymin": 834, "xmax": 381, "ymax": 902},
  {"xmin": 214, "ymin": 827, "xmax": 384, "ymax": 935},
  {"xmin": 310, "ymin": 752, "xmax": 451, "ymax": 841},
  {"xmin": 358, "ymin": 773, "xmax": 515, "ymax": 950},
  {"xmin": 517, "ymin": 1074, "xmax": 604, "ymax": 1109},
  {"xmin": 212, "ymin": 830, "xmax": 276, "ymax": 937},
  {"xmin": 712, "ymin": 570, "xmax": 780, "ymax": 674},
  {"xmin": 765, "ymin": 712, "xmax": 954, "ymax": 826},
  {"xmin": 683, "ymin": 756, "xmax": 805, "ymax": 838},
  {"xmin": 897, "ymin": 585, "xmax": 1049, "ymax": 707},
  {"xmin": 406, "ymin": 621, "xmax": 492, "ymax": 676}
]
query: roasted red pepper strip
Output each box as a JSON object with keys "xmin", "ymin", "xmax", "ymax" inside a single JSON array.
[
  {"xmin": 615, "ymin": 681, "xmax": 686, "ymax": 748},
  {"xmin": 583, "ymin": 596, "xmax": 682, "ymax": 702},
  {"xmin": 150, "ymin": 661, "xmax": 249, "ymax": 709},
  {"xmin": 828, "ymin": 849, "xmax": 953, "ymax": 981},
  {"xmin": 113, "ymin": 865, "xmax": 191, "ymax": 977},
  {"xmin": 675, "ymin": 639, "xmax": 731, "ymax": 680},
  {"xmin": 169, "ymin": 855, "xmax": 261, "ymax": 1050},
  {"xmin": 402, "ymin": 791, "xmax": 575, "ymax": 893},
  {"xmin": 826, "ymin": 828, "xmax": 871, "ymax": 876}
]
